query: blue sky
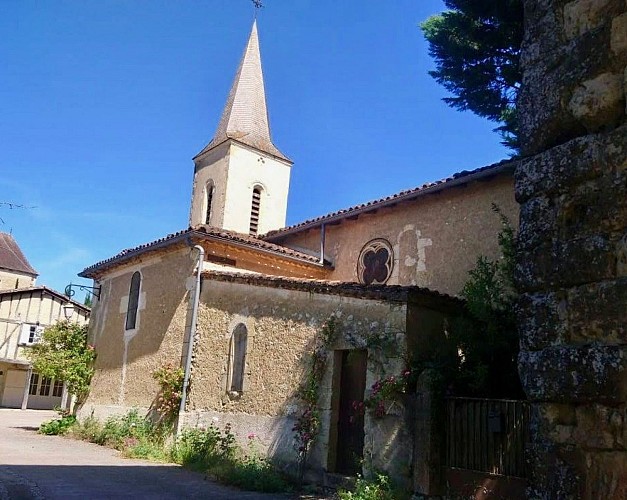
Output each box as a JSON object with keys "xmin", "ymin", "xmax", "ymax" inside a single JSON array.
[{"xmin": 1, "ymin": 0, "xmax": 509, "ymax": 294}]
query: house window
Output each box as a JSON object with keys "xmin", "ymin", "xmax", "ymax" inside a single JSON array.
[
  {"xmin": 205, "ymin": 181, "xmax": 214, "ymax": 225},
  {"xmin": 249, "ymin": 187, "xmax": 262, "ymax": 235},
  {"xmin": 229, "ymin": 324, "xmax": 248, "ymax": 393},
  {"xmin": 357, "ymin": 239, "xmax": 394, "ymax": 285},
  {"xmin": 39, "ymin": 377, "xmax": 52, "ymax": 396},
  {"xmin": 19, "ymin": 323, "xmax": 44, "ymax": 346},
  {"xmin": 52, "ymin": 380, "xmax": 64, "ymax": 397},
  {"xmin": 125, "ymin": 271, "xmax": 141, "ymax": 330},
  {"xmin": 28, "ymin": 373, "xmax": 39, "ymax": 395}
]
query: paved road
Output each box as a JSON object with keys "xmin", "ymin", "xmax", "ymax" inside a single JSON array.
[{"xmin": 0, "ymin": 409, "xmax": 286, "ymax": 499}]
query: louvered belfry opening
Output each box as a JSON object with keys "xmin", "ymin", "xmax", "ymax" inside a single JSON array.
[{"xmin": 249, "ymin": 187, "xmax": 261, "ymax": 235}]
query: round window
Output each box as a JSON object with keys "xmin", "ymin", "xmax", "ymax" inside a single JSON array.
[{"xmin": 357, "ymin": 239, "xmax": 394, "ymax": 285}]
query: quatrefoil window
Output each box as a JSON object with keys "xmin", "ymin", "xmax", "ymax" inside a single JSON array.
[{"xmin": 357, "ymin": 239, "xmax": 394, "ymax": 285}]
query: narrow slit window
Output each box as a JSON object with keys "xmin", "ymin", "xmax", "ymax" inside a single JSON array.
[
  {"xmin": 249, "ymin": 187, "xmax": 262, "ymax": 235},
  {"xmin": 205, "ymin": 182, "xmax": 214, "ymax": 225},
  {"xmin": 229, "ymin": 324, "xmax": 248, "ymax": 393},
  {"xmin": 125, "ymin": 271, "xmax": 141, "ymax": 330}
]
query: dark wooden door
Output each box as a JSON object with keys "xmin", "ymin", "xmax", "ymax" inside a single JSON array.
[{"xmin": 335, "ymin": 349, "xmax": 368, "ymax": 475}]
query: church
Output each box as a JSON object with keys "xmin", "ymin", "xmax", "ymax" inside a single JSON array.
[{"xmin": 79, "ymin": 20, "xmax": 518, "ymax": 487}]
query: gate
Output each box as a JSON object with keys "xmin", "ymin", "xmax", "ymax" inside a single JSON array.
[{"xmin": 445, "ymin": 397, "xmax": 529, "ymax": 478}]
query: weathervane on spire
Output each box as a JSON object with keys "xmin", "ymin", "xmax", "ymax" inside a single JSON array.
[{"xmin": 252, "ymin": 0, "xmax": 263, "ymax": 10}]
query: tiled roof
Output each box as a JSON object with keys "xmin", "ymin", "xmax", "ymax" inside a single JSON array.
[
  {"xmin": 0, "ymin": 286, "xmax": 91, "ymax": 312},
  {"xmin": 263, "ymin": 158, "xmax": 517, "ymax": 240},
  {"xmin": 203, "ymin": 270, "xmax": 464, "ymax": 308},
  {"xmin": 79, "ymin": 227, "xmax": 326, "ymax": 278},
  {"xmin": 0, "ymin": 232, "xmax": 38, "ymax": 276},
  {"xmin": 194, "ymin": 20, "xmax": 290, "ymax": 163}
]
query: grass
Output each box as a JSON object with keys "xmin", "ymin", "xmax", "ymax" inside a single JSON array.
[{"xmin": 39, "ymin": 410, "xmax": 291, "ymax": 494}]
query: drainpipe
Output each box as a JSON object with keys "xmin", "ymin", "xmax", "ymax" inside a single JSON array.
[
  {"xmin": 179, "ymin": 244, "xmax": 205, "ymax": 419},
  {"xmin": 319, "ymin": 223, "xmax": 326, "ymax": 265}
]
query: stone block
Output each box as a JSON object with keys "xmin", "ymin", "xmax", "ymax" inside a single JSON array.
[
  {"xmin": 517, "ymin": 196, "xmax": 557, "ymax": 251},
  {"xmin": 568, "ymin": 279, "xmax": 627, "ymax": 344},
  {"xmin": 619, "ymin": 232, "xmax": 627, "ymax": 276},
  {"xmin": 582, "ymin": 450, "xmax": 627, "ymax": 498},
  {"xmin": 563, "ymin": 0, "xmax": 621, "ymax": 40},
  {"xmin": 524, "ymin": 432, "xmax": 584, "ymax": 499},
  {"xmin": 516, "ymin": 234, "xmax": 615, "ymax": 292},
  {"xmin": 519, "ymin": 344, "xmax": 627, "ymax": 403},
  {"xmin": 515, "ymin": 124, "xmax": 626, "ymax": 203},
  {"xmin": 517, "ymin": 291, "xmax": 568, "ymax": 351},
  {"xmin": 611, "ymin": 12, "xmax": 627, "ymax": 56},
  {"xmin": 568, "ymin": 72, "xmax": 625, "ymax": 132},
  {"xmin": 573, "ymin": 404, "xmax": 626, "ymax": 450}
]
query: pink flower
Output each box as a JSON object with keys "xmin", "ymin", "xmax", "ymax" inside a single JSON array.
[{"xmin": 247, "ymin": 433, "xmax": 256, "ymax": 440}]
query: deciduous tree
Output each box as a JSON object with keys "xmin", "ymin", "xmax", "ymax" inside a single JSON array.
[{"xmin": 27, "ymin": 321, "xmax": 96, "ymax": 409}]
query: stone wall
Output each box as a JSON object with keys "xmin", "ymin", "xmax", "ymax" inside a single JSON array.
[
  {"xmin": 275, "ymin": 173, "xmax": 517, "ymax": 296},
  {"xmin": 185, "ymin": 276, "xmax": 410, "ymax": 478},
  {"xmin": 516, "ymin": 1, "xmax": 626, "ymax": 498}
]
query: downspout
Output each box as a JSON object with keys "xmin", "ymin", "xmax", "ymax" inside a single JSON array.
[
  {"xmin": 179, "ymin": 244, "xmax": 205, "ymax": 420},
  {"xmin": 319, "ymin": 223, "xmax": 326, "ymax": 265}
]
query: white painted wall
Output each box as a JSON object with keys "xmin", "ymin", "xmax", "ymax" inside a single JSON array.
[{"xmin": 189, "ymin": 141, "xmax": 292, "ymax": 235}]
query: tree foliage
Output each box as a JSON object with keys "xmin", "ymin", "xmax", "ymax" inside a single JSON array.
[
  {"xmin": 454, "ymin": 205, "xmax": 522, "ymax": 398},
  {"xmin": 421, "ymin": 0, "xmax": 524, "ymax": 151},
  {"xmin": 27, "ymin": 321, "xmax": 96, "ymax": 406}
]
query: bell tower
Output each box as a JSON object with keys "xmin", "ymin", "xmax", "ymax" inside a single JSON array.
[{"xmin": 189, "ymin": 20, "xmax": 292, "ymax": 236}]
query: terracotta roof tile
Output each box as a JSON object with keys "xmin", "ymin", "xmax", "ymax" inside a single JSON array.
[
  {"xmin": 202, "ymin": 270, "xmax": 464, "ymax": 307},
  {"xmin": 263, "ymin": 158, "xmax": 517, "ymax": 240},
  {"xmin": 0, "ymin": 232, "xmax": 38, "ymax": 276},
  {"xmin": 79, "ymin": 227, "xmax": 326, "ymax": 278}
]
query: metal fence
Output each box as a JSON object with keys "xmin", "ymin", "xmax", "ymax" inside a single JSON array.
[{"xmin": 445, "ymin": 397, "xmax": 529, "ymax": 478}]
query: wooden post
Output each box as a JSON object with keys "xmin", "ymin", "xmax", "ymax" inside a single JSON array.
[
  {"xmin": 412, "ymin": 369, "xmax": 443, "ymax": 496},
  {"xmin": 60, "ymin": 381, "xmax": 69, "ymax": 411},
  {"xmin": 20, "ymin": 367, "xmax": 32, "ymax": 410}
]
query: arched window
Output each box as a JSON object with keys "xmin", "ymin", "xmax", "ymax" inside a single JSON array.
[
  {"xmin": 229, "ymin": 324, "xmax": 248, "ymax": 393},
  {"xmin": 249, "ymin": 187, "xmax": 262, "ymax": 235},
  {"xmin": 125, "ymin": 271, "xmax": 141, "ymax": 330},
  {"xmin": 204, "ymin": 181, "xmax": 214, "ymax": 225}
]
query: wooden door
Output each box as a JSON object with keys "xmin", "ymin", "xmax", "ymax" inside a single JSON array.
[{"xmin": 333, "ymin": 349, "xmax": 367, "ymax": 475}]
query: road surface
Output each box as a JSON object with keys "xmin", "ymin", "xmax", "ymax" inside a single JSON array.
[{"xmin": 0, "ymin": 409, "xmax": 287, "ymax": 499}]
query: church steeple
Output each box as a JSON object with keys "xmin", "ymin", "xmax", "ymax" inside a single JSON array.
[
  {"xmin": 189, "ymin": 20, "xmax": 293, "ymax": 235},
  {"xmin": 195, "ymin": 20, "xmax": 289, "ymax": 162}
]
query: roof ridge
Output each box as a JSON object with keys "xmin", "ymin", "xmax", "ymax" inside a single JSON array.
[{"xmin": 262, "ymin": 158, "xmax": 517, "ymax": 240}]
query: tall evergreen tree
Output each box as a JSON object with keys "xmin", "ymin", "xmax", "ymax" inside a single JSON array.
[{"xmin": 421, "ymin": 0, "xmax": 524, "ymax": 151}]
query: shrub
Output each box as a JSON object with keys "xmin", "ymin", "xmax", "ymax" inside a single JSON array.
[
  {"xmin": 338, "ymin": 474, "xmax": 401, "ymax": 500},
  {"xmin": 39, "ymin": 415, "xmax": 77, "ymax": 435},
  {"xmin": 98, "ymin": 409, "xmax": 159, "ymax": 449},
  {"xmin": 170, "ymin": 425, "xmax": 228, "ymax": 469},
  {"xmin": 152, "ymin": 364, "xmax": 184, "ymax": 426},
  {"xmin": 70, "ymin": 412, "xmax": 104, "ymax": 442},
  {"xmin": 216, "ymin": 455, "xmax": 289, "ymax": 493}
]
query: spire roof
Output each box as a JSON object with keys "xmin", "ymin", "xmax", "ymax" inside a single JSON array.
[
  {"xmin": 0, "ymin": 232, "xmax": 38, "ymax": 277},
  {"xmin": 196, "ymin": 20, "xmax": 290, "ymax": 162}
]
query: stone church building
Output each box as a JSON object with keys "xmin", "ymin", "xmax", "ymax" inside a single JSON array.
[{"xmin": 79, "ymin": 21, "xmax": 518, "ymax": 486}]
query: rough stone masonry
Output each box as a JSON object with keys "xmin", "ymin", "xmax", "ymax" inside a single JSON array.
[{"xmin": 516, "ymin": 0, "xmax": 626, "ymax": 498}]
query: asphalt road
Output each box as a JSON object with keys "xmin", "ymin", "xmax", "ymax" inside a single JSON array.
[{"xmin": 0, "ymin": 409, "xmax": 287, "ymax": 500}]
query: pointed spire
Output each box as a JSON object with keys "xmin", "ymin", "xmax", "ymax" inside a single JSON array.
[{"xmin": 196, "ymin": 20, "xmax": 290, "ymax": 162}]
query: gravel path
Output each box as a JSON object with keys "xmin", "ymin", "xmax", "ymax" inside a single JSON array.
[{"xmin": 0, "ymin": 409, "xmax": 287, "ymax": 499}]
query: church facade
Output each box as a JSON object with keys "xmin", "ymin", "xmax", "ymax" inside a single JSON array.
[{"xmin": 79, "ymin": 21, "xmax": 518, "ymax": 488}]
